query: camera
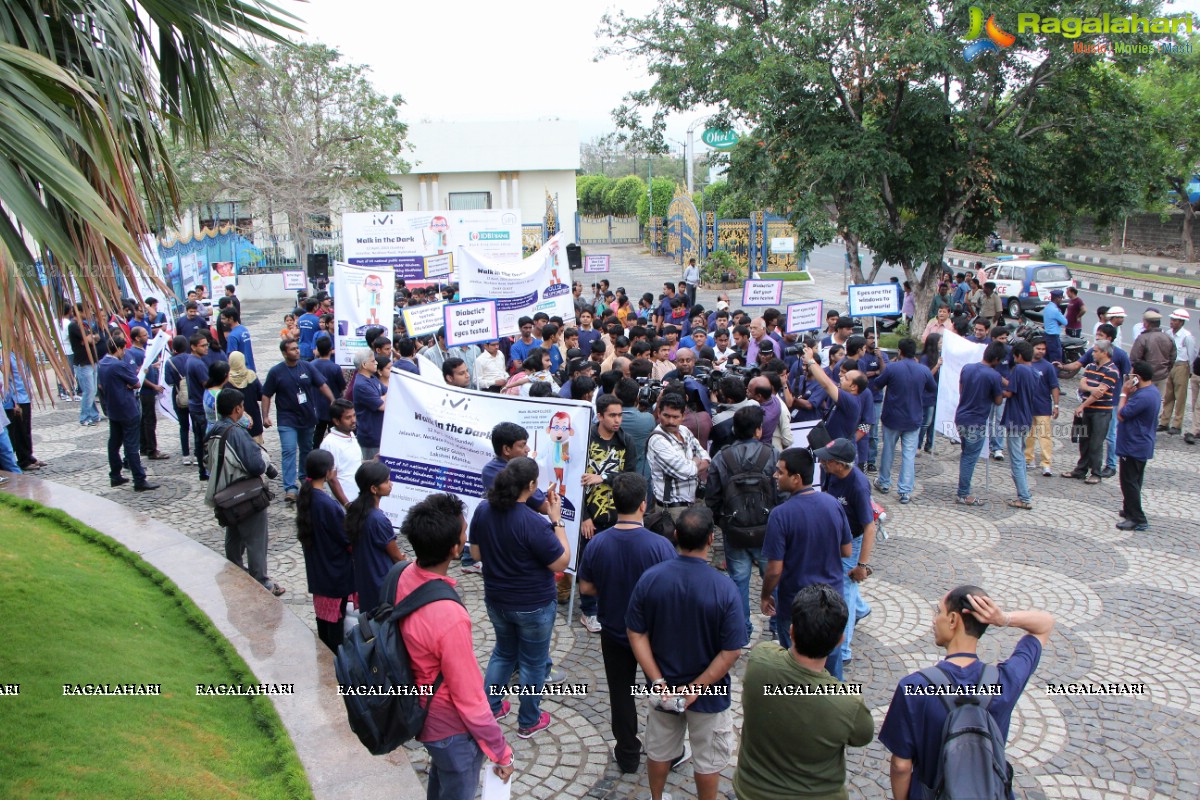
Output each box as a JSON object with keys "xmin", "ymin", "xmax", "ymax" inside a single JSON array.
[
  {"xmin": 635, "ymin": 377, "xmax": 663, "ymax": 407},
  {"xmin": 265, "ymin": 464, "xmax": 279, "ymax": 480}
]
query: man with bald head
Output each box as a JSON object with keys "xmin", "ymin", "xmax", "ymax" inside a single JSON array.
[
  {"xmin": 746, "ymin": 318, "xmax": 782, "ymax": 362},
  {"xmin": 612, "ymin": 356, "xmax": 632, "ymax": 379},
  {"xmin": 663, "ymin": 347, "xmax": 697, "ymax": 383},
  {"xmin": 747, "ymin": 376, "xmax": 782, "ymax": 446}
]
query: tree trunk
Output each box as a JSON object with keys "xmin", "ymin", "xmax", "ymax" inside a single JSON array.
[
  {"xmin": 1183, "ymin": 201, "xmax": 1196, "ymax": 263},
  {"xmin": 844, "ymin": 234, "xmax": 866, "ymax": 284}
]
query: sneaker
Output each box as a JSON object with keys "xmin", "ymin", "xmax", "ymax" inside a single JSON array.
[
  {"xmin": 670, "ymin": 742, "xmax": 692, "ymax": 771},
  {"xmin": 580, "ymin": 614, "xmax": 601, "ymax": 633},
  {"xmin": 1168, "ymin": 427, "xmax": 1180, "ymax": 435},
  {"xmin": 865, "ymin": 463, "xmax": 877, "ymax": 474},
  {"xmin": 461, "ymin": 562, "xmax": 483, "ymax": 574},
  {"xmin": 1186, "ymin": 433, "xmax": 1196, "ymax": 445},
  {"xmin": 72, "ymin": 394, "xmax": 82, "ymax": 401},
  {"xmin": 1156, "ymin": 424, "xmax": 1168, "ymax": 432},
  {"xmin": 1042, "ymin": 468, "xmax": 1053, "ymax": 477},
  {"xmin": 899, "ymin": 494, "xmax": 911, "ymax": 504},
  {"xmin": 872, "ymin": 479, "xmax": 890, "ymax": 494},
  {"xmin": 182, "ymin": 456, "xmax": 194, "ymax": 466},
  {"xmin": 59, "ymin": 393, "xmax": 70, "ymax": 401},
  {"xmin": 1025, "ymin": 461, "xmax": 1034, "ymax": 470},
  {"xmin": 493, "ymin": 700, "xmax": 512, "ymax": 720},
  {"xmin": 1116, "ymin": 519, "xmax": 1148, "ymax": 531},
  {"xmin": 284, "ymin": 492, "xmax": 297, "ymax": 504},
  {"xmin": 517, "ymin": 711, "xmax": 551, "ymax": 739},
  {"xmin": 546, "ymin": 667, "xmax": 567, "ymax": 685},
  {"xmin": 1099, "ymin": 467, "xmax": 1116, "ymax": 479},
  {"xmin": 992, "ymin": 450, "xmax": 1005, "ymax": 461}
]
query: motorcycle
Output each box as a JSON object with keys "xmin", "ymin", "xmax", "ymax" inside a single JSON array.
[
  {"xmin": 1009, "ymin": 322, "xmax": 1087, "ymax": 372},
  {"xmin": 987, "ymin": 232, "xmax": 1003, "ymax": 251}
]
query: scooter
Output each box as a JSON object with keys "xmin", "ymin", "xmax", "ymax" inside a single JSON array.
[
  {"xmin": 1010, "ymin": 322, "xmax": 1088, "ymax": 369},
  {"xmin": 987, "ymin": 232, "xmax": 1003, "ymax": 252}
]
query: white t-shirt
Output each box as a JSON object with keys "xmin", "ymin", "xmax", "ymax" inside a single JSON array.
[{"xmin": 319, "ymin": 429, "xmax": 361, "ymax": 504}]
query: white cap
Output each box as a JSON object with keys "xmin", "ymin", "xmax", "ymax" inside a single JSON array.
[
  {"xmin": 1106, "ymin": 306, "xmax": 1127, "ymax": 318},
  {"xmin": 1170, "ymin": 309, "xmax": 1190, "ymax": 321},
  {"xmin": 716, "ymin": 300, "xmax": 730, "ymax": 310}
]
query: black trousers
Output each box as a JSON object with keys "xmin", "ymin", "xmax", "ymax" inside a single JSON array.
[
  {"xmin": 1073, "ymin": 408, "xmax": 1111, "ymax": 478},
  {"xmin": 5, "ymin": 403, "xmax": 34, "ymax": 467},
  {"xmin": 139, "ymin": 394, "xmax": 159, "ymax": 455},
  {"xmin": 190, "ymin": 410, "xmax": 209, "ymax": 478},
  {"xmin": 600, "ymin": 633, "xmax": 641, "ymax": 771},
  {"xmin": 316, "ymin": 597, "xmax": 348, "ymax": 653},
  {"xmin": 1119, "ymin": 456, "xmax": 1148, "ymax": 525},
  {"xmin": 314, "ymin": 419, "xmax": 331, "ymax": 449},
  {"xmin": 108, "ymin": 417, "xmax": 146, "ymax": 484}
]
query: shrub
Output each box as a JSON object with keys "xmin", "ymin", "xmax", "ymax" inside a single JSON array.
[{"xmin": 953, "ymin": 233, "xmax": 987, "ymax": 253}]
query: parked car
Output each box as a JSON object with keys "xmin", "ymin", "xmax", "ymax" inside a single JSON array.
[{"xmin": 984, "ymin": 259, "xmax": 1075, "ymax": 319}]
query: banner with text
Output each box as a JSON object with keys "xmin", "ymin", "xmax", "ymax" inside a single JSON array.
[
  {"xmin": 378, "ymin": 372, "xmax": 593, "ymax": 572},
  {"xmin": 333, "ymin": 261, "xmax": 389, "ymax": 366},
  {"xmin": 786, "ymin": 299, "xmax": 824, "ymax": 333},
  {"xmin": 742, "ymin": 279, "xmax": 784, "ymax": 306},
  {"xmin": 848, "ymin": 283, "xmax": 902, "ymax": 317},
  {"xmin": 402, "ymin": 301, "xmax": 448, "ymax": 338},
  {"xmin": 443, "ymin": 300, "xmax": 499, "ymax": 347},
  {"xmin": 343, "ymin": 210, "xmax": 522, "ymax": 283},
  {"xmin": 583, "ymin": 254, "xmax": 610, "ymax": 273},
  {"xmin": 456, "ymin": 232, "xmax": 576, "ymax": 337}
]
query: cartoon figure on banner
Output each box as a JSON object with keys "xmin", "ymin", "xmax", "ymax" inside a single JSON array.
[
  {"xmin": 547, "ymin": 238, "xmax": 565, "ymax": 286},
  {"xmin": 362, "ymin": 273, "xmax": 383, "ymax": 325},
  {"xmin": 546, "ymin": 411, "xmax": 574, "ymax": 497},
  {"xmin": 429, "ymin": 216, "xmax": 450, "ymax": 254}
]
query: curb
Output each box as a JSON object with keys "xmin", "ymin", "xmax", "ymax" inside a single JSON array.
[{"xmin": 1074, "ymin": 280, "xmax": 1200, "ymax": 309}]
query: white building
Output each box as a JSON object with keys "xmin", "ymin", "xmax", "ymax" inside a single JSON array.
[{"xmin": 387, "ymin": 120, "xmax": 580, "ymax": 245}]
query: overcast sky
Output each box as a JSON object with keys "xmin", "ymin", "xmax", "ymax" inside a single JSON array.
[{"xmin": 295, "ymin": 0, "xmax": 1200, "ymax": 152}]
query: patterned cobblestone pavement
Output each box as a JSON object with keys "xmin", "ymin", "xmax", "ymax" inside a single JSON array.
[{"xmin": 17, "ymin": 253, "xmax": 1199, "ymax": 798}]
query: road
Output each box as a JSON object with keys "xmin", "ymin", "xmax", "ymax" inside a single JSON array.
[{"xmin": 803, "ymin": 243, "xmax": 1168, "ymax": 337}]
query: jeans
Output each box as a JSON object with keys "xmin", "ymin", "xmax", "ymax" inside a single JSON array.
[
  {"xmin": 577, "ymin": 533, "xmax": 597, "ymax": 617},
  {"xmin": 868, "ymin": 399, "xmax": 883, "ymax": 465},
  {"xmin": 424, "ymin": 733, "xmax": 485, "ymax": 800},
  {"xmin": 878, "ymin": 425, "xmax": 919, "ymax": 496},
  {"xmin": 1006, "ymin": 426, "xmax": 1031, "ymax": 502},
  {"xmin": 0, "ymin": 428, "xmax": 23, "ymax": 473},
  {"xmin": 1118, "ymin": 456, "xmax": 1148, "ymax": 525},
  {"xmin": 1044, "ymin": 333, "xmax": 1063, "ymax": 365},
  {"xmin": 777, "ymin": 598, "xmax": 844, "ymax": 680},
  {"xmin": 956, "ymin": 425, "xmax": 988, "ymax": 498},
  {"xmin": 841, "ymin": 535, "xmax": 866, "ymax": 659},
  {"xmin": 918, "ymin": 405, "xmax": 935, "ymax": 452},
  {"xmin": 74, "ymin": 364, "xmax": 99, "ymax": 424},
  {"xmin": 175, "ymin": 390, "xmax": 191, "ymax": 456},
  {"xmin": 1072, "ymin": 408, "xmax": 1111, "ymax": 478},
  {"xmin": 1105, "ymin": 405, "xmax": 1118, "ymax": 470},
  {"xmin": 225, "ymin": 507, "xmax": 270, "ymax": 586},
  {"xmin": 726, "ymin": 545, "xmax": 765, "ymax": 639},
  {"xmin": 988, "ymin": 401, "xmax": 1006, "ymax": 453},
  {"xmin": 484, "ymin": 600, "xmax": 556, "ymax": 728},
  {"xmin": 277, "ymin": 425, "xmax": 314, "ymax": 495},
  {"xmin": 190, "ymin": 410, "xmax": 209, "ymax": 478},
  {"xmin": 601, "ymin": 634, "xmax": 642, "ymax": 771},
  {"xmin": 108, "ymin": 417, "xmax": 147, "ymax": 485}
]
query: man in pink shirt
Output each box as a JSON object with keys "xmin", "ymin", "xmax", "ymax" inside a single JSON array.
[{"xmin": 397, "ymin": 493, "xmax": 515, "ymax": 799}]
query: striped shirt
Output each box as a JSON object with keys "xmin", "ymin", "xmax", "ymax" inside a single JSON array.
[{"xmin": 1079, "ymin": 361, "xmax": 1120, "ymax": 411}]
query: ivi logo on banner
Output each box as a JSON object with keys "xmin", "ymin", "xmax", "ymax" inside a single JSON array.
[
  {"xmin": 372, "ymin": 214, "xmax": 394, "ymax": 225},
  {"xmin": 442, "ymin": 395, "xmax": 471, "ymax": 411}
]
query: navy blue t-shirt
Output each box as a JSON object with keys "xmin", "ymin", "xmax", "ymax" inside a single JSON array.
[
  {"xmin": 625, "ymin": 555, "xmax": 746, "ymax": 712},
  {"xmin": 353, "ymin": 375, "xmax": 387, "ymax": 448},
  {"xmin": 311, "ymin": 358, "xmax": 346, "ymax": 422},
  {"xmin": 97, "ymin": 355, "xmax": 141, "ymax": 422},
  {"xmin": 175, "ymin": 315, "xmax": 207, "ymax": 341},
  {"xmin": 480, "ymin": 456, "xmax": 547, "ymax": 509},
  {"xmin": 824, "ymin": 467, "xmax": 874, "ymax": 538},
  {"xmin": 762, "ymin": 490, "xmax": 850, "ymax": 614},
  {"xmin": 577, "ymin": 524, "xmax": 677, "ymax": 644},
  {"xmin": 1116, "ymin": 385, "xmax": 1161, "ymax": 460},
  {"xmin": 1001, "ymin": 362, "xmax": 1037, "ymax": 430},
  {"xmin": 872, "ymin": 359, "xmax": 936, "ymax": 432},
  {"xmin": 296, "ymin": 313, "xmax": 321, "ymax": 359},
  {"xmin": 918, "ymin": 355, "xmax": 940, "ymax": 406},
  {"xmin": 185, "ymin": 354, "xmax": 210, "ymax": 415},
  {"xmin": 878, "ymin": 636, "xmax": 1043, "ymax": 800},
  {"xmin": 1028, "ymin": 358, "xmax": 1060, "ymax": 417},
  {"xmin": 352, "ymin": 508, "xmax": 396, "ymax": 615},
  {"xmin": 262, "ymin": 360, "xmax": 327, "ymax": 429},
  {"xmin": 826, "ymin": 388, "xmax": 862, "ymax": 442},
  {"xmin": 955, "ymin": 362, "xmax": 1003, "ymax": 429},
  {"xmin": 860, "ymin": 350, "xmax": 889, "ymax": 402},
  {"xmin": 469, "ymin": 501, "xmax": 564, "ymax": 612},
  {"xmin": 304, "ymin": 489, "xmax": 355, "ymax": 597}
]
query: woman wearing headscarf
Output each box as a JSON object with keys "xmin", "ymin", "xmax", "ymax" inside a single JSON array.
[{"xmin": 227, "ymin": 350, "xmax": 265, "ymax": 444}]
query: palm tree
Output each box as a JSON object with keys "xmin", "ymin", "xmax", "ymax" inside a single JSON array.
[{"xmin": 0, "ymin": 0, "xmax": 299, "ymax": 395}]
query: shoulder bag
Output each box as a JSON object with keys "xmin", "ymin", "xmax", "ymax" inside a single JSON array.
[{"xmin": 211, "ymin": 427, "xmax": 273, "ymax": 527}]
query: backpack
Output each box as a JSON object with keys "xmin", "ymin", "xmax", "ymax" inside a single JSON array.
[
  {"xmin": 334, "ymin": 561, "xmax": 465, "ymax": 755},
  {"xmin": 918, "ymin": 663, "xmax": 1013, "ymax": 800},
  {"xmin": 716, "ymin": 443, "xmax": 775, "ymax": 549},
  {"xmin": 167, "ymin": 358, "xmax": 189, "ymax": 409}
]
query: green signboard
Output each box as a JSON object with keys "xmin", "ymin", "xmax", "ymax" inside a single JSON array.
[{"xmin": 701, "ymin": 128, "xmax": 740, "ymax": 150}]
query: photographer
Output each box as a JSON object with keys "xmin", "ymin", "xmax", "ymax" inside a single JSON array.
[
  {"xmin": 662, "ymin": 347, "xmax": 697, "ymax": 383},
  {"xmin": 710, "ymin": 375, "xmax": 757, "ymax": 456}
]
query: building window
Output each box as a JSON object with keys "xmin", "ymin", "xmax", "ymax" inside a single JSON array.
[
  {"xmin": 382, "ymin": 193, "xmax": 403, "ymax": 211},
  {"xmin": 448, "ymin": 191, "xmax": 492, "ymax": 210}
]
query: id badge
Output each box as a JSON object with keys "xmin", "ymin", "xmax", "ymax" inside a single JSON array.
[{"xmin": 297, "ymin": 391, "xmax": 308, "ymax": 405}]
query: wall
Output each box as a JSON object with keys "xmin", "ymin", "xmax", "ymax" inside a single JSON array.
[
  {"xmin": 228, "ymin": 271, "xmax": 295, "ymax": 302},
  {"xmin": 999, "ymin": 211, "xmax": 1198, "ymax": 259}
]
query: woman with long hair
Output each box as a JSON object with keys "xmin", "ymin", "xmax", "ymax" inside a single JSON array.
[
  {"xmin": 502, "ymin": 348, "xmax": 558, "ymax": 396},
  {"xmin": 203, "ymin": 361, "xmax": 230, "ymax": 426},
  {"xmin": 226, "ymin": 351, "xmax": 264, "ymax": 444},
  {"xmin": 918, "ymin": 333, "xmax": 943, "ymax": 454},
  {"xmin": 346, "ymin": 461, "xmax": 405, "ymax": 615},
  {"xmin": 296, "ymin": 449, "xmax": 355, "ymax": 652},
  {"xmin": 165, "ymin": 335, "xmax": 194, "ymax": 464},
  {"xmin": 471, "ymin": 457, "xmax": 569, "ymax": 739}
]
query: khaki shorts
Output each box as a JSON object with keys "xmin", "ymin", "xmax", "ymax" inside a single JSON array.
[{"xmin": 644, "ymin": 706, "xmax": 733, "ymax": 774}]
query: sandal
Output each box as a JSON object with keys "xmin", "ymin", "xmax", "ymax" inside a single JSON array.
[
  {"xmin": 1083, "ymin": 476, "xmax": 1101, "ymax": 485},
  {"xmin": 267, "ymin": 582, "xmax": 286, "ymax": 597},
  {"xmin": 956, "ymin": 496, "xmax": 985, "ymax": 506},
  {"xmin": 1007, "ymin": 499, "xmax": 1033, "ymax": 510}
]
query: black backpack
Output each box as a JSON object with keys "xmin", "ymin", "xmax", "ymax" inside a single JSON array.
[
  {"xmin": 918, "ymin": 664, "xmax": 1013, "ymax": 800},
  {"xmin": 334, "ymin": 561, "xmax": 464, "ymax": 755},
  {"xmin": 716, "ymin": 443, "xmax": 775, "ymax": 549}
]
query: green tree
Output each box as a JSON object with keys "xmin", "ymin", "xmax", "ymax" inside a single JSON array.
[
  {"xmin": 602, "ymin": 0, "xmax": 1172, "ymax": 319},
  {"xmin": 174, "ymin": 42, "xmax": 407, "ymax": 262},
  {"xmin": 605, "ymin": 175, "xmax": 647, "ymax": 215},
  {"xmin": 581, "ymin": 175, "xmax": 614, "ymax": 215},
  {"xmin": 576, "ymin": 175, "xmax": 604, "ymax": 214},
  {"xmin": 0, "ymin": 0, "xmax": 297, "ymax": 391},
  {"xmin": 637, "ymin": 177, "xmax": 677, "ymax": 226}
]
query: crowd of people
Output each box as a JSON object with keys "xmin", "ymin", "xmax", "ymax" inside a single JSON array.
[{"xmin": 4, "ymin": 266, "xmax": 1197, "ymax": 800}]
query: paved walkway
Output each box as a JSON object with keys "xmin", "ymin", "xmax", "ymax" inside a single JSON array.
[{"xmin": 17, "ymin": 259, "xmax": 1200, "ymax": 799}]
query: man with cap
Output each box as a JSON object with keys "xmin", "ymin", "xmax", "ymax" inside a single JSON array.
[
  {"xmin": 1103, "ymin": 306, "xmax": 1127, "ymax": 349},
  {"xmin": 1129, "ymin": 310, "xmax": 1177, "ymax": 398},
  {"xmin": 1159, "ymin": 310, "xmax": 1196, "ymax": 436},
  {"xmin": 815, "ymin": 438, "xmax": 876, "ymax": 666},
  {"xmin": 1041, "ymin": 290, "xmax": 1069, "ymax": 365}
]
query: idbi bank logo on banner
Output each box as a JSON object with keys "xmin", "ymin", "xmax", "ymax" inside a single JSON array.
[{"xmin": 470, "ymin": 231, "xmax": 511, "ymax": 241}]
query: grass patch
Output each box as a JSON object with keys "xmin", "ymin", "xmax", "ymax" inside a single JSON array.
[
  {"xmin": 756, "ymin": 271, "xmax": 813, "ymax": 281},
  {"xmin": 0, "ymin": 496, "xmax": 312, "ymax": 800},
  {"xmin": 1059, "ymin": 260, "xmax": 1200, "ymax": 289}
]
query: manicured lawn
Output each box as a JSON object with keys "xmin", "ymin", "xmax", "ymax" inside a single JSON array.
[
  {"xmin": 756, "ymin": 271, "xmax": 813, "ymax": 281},
  {"xmin": 0, "ymin": 497, "xmax": 311, "ymax": 800}
]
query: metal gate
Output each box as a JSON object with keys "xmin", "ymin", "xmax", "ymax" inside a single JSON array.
[
  {"xmin": 665, "ymin": 192, "xmax": 701, "ymax": 267},
  {"xmin": 578, "ymin": 215, "xmax": 640, "ymax": 244}
]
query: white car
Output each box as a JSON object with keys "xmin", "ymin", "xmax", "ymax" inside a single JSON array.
[{"xmin": 984, "ymin": 259, "xmax": 1076, "ymax": 319}]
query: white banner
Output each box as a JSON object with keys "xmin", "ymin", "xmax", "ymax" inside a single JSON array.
[
  {"xmin": 179, "ymin": 251, "xmax": 206, "ymax": 296},
  {"xmin": 333, "ymin": 261, "xmax": 389, "ymax": 366},
  {"xmin": 130, "ymin": 234, "xmax": 167, "ymax": 302},
  {"xmin": 343, "ymin": 210, "xmax": 521, "ymax": 283},
  {"xmin": 401, "ymin": 301, "xmax": 448, "ymax": 338},
  {"xmin": 378, "ymin": 372, "xmax": 593, "ymax": 572},
  {"xmin": 848, "ymin": 283, "xmax": 902, "ymax": 316},
  {"xmin": 456, "ymin": 232, "xmax": 575, "ymax": 337},
  {"xmin": 935, "ymin": 330, "xmax": 987, "ymax": 445},
  {"xmin": 786, "ymin": 300, "xmax": 824, "ymax": 333},
  {"xmin": 136, "ymin": 331, "xmax": 171, "ymax": 385}
]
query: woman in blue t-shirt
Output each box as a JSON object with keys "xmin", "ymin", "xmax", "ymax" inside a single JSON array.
[
  {"xmin": 471, "ymin": 457, "xmax": 569, "ymax": 739},
  {"xmin": 203, "ymin": 361, "xmax": 230, "ymax": 426},
  {"xmin": 296, "ymin": 450, "xmax": 355, "ymax": 652},
  {"xmin": 345, "ymin": 461, "xmax": 405, "ymax": 616}
]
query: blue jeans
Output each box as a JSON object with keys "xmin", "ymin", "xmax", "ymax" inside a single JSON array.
[
  {"xmin": 1105, "ymin": 405, "xmax": 1118, "ymax": 470},
  {"xmin": 841, "ymin": 535, "xmax": 867, "ymax": 659},
  {"xmin": 868, "ymin": 399, "xmax": 883, "ymax": 465},
  {"xmin": 956, "ymin": 424, "xmax": 988, "ymax": 498},
  {"xmin": 727, "ymin": 545, "xmax": 765, "ymax": 639},
  {"xmin": 73, "ymin": 364, "xmax": 99, "ymax": 424},
  {"xmin": 878, "ymin": 425, "xmax": 919, "ymax": 495},
  {"xmin": 0, "ymin": 428, "xmax": 23, "ymax": 473},
  {"xmin": 1006, "ymin": 426, "xmax": 1031, "ymax": 503},
  {"xmin": 777, "ymin": 595, "xmax": 844, "ymax": 680},
  {"xmin": 277, "ymin": 425, "xmax": 314, "ymax": 495},
  {"xmin": 424, "ymin": 733, "xmax": 485, "ymax": 800},
  {"xmin": 918, "ymin": 405, "xmax": 936, "ymax": 452},
  {"xmin": 988, "ymin": 401, "xmax": 1006, "ymax": 453},
  {"xmin": 484, "ymin": 600, "xmax": 556, "ymax": 728}
]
